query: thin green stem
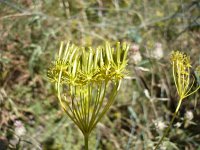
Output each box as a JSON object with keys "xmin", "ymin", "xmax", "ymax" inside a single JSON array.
[
  {"xmin": 88, "ymin": 84, "xmax": 102, "ymax": 131},
  {"xmin": 89, "ymin": 82, "xmax": 118, "ymax": 132},
  {"xmin": 84, "ymin": 134, "xmax": 89, "ymax": 150},
  {"xmin": 172, "ymin": 62, "xmax": 179, "ymax": 96},
  {"xmin": 184, "ymin": 86, "xmax": 200, "ymax": 98},
  {"xmin": 88, "ymin": 82, "xmax": 107, "ymax": 131},
  {"xmin": 154, "ymin": 99, "xmax": 182, "ymax": 150}
]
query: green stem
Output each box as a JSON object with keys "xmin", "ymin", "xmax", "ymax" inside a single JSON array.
[
  {"xmin": 84, "ymin": 134, "xmax": 89, "ymax": 150},
  {"xmin": 154, "ymin": 99, "xmax": 182, "ymax": 150}
]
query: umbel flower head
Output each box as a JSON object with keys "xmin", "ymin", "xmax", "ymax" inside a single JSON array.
[
  {"xmin": 155, "ymin": 51, "xmax": 200, "ymax": 149},
  {"xmin": 170, "ymin": 51, "xmax": 200, "ymax": 100},
  {"xmin": 47, "ymin": 41, "xmax": 129, "ymax": 145}
]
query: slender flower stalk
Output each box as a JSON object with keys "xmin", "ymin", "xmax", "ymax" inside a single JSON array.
[
  {"xmin": 154, "ymin": 51, "xmax": 200, "ymax": 149},
  {"xmin": 47, "ymin": 41, "xmax": 129, "ymax": 150}
]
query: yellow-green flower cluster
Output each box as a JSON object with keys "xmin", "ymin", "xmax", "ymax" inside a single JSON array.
[
  {"xmin": 170, "ymin": 51, "xmax": 199, "ymax": 100},
  {"xmin": 170, "ymin": 51, "xmax": 191, "ymax": 74},
  {"xmin": 155, "ymin": 51, "xmax": 200, "ymax": 150},
  {"xmin": 47, "ymin": 41, "xmax": 129, "ymax": 137},
  {"xmin": 47, "ymin": 41, "xmax": 129, "ymax": 87}
]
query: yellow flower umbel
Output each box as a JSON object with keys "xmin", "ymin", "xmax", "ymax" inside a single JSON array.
[
  {"xmin": 155, "ymin": 51, "xmax": 200, "ymax": 149},
  {"xmin": 47, "ymin": 41, "xmax": 129, "ymax": 150}
]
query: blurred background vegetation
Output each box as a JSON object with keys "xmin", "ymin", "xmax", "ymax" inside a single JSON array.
[{"xmin": 0, "ymin": 0, "xmax": 200, "ymax": 149}]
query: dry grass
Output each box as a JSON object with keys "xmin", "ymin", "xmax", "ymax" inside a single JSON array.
[{"xmin": 0, "ymin": 0, "xmax": 200, "ymax": 149}]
